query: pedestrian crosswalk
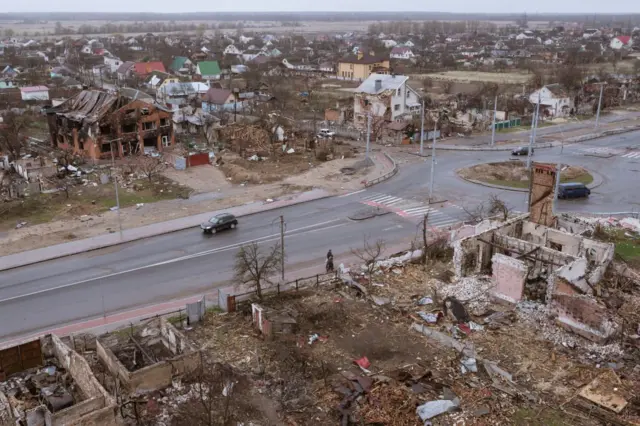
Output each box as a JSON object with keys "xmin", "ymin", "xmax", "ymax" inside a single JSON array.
[
  {"xmin": 359, "ymin": 192, "xmax": 460, "ymax": 228},
  {"xmin": 579, "ymin": 147, "xmax": 624, "ymax": 157},
  {"xmin": 621, "ymin": 151, "xmax": 640, "ymax": 159}
]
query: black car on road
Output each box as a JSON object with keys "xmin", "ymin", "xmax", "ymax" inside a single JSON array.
[
  {"xmin": 558, "ymin": 183, "xmax": 590, "ymax": 199},
  {"xmin": 201, "ymin": 213, "xmax": 238, "ymax": 234},
  {"xmin": 512, "ymin": 146, "xmax": 533, "ymax": 156}
]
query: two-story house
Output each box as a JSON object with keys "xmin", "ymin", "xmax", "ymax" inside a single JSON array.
[
  {"xmin": 390, "ymin": 46, "xmax": 415, "ymax": 60},
  {"xmin": 529, "ymin": 84, "xmax": 575, "ymax": 118},
  {"xmin": 352, "ymin": 73, "xmax": 421, "ymax": 130},
  {"xmin": 337, "ymin": 51, "xmax": 390, "ymax": 81},
  {"xmin": 46, "ymin": 90, "xmax": 174, "ymax": 159}
]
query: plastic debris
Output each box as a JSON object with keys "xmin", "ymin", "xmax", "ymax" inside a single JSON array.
[
  {"xmin": 308, "ymin": 334, "xmax": 319, "ymax": 345},
  {"xmin": 136, "ymin": 203, "xmax": 144, "ymax": 209},
  {"xmin": 416, "ymin": 398, "xmax": 460, "ymax": 421},
  {"xmin": 418, "ymin": 311, "xmax": 440, "ymax": 324},
  {"xmin": 460, "ymin": 357, "xmax": 478, "ymax": 374},
  {"xmin": 354, "ymin": 356, "xmax": 371, "ymax": 370},
  {"xmin": 287, "ymin": 148, "xmax": 295, "ymax": 154},
  {"xmin": 468, "ymin": 321, "xmax": 485, "ymax": 331},
  {"xmin": 418, "ymin": 297, "xmax": 433, "ymax": 305}
]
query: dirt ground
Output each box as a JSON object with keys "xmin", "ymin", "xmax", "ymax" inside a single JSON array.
[
  {"xmin": 0, "ymin": 151, "xmax": 386, "ymax": 256},
  {"xmin": 415, "ymin": 71, "xmax": 531, "ymax": 85},
  {"xmin": 458, "ymin": 161, "xmax": 593, "ymax": 188}
]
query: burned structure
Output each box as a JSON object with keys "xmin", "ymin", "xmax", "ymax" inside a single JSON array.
[
  {"xmin": 46, "ymin": 90, "xmax": 174, "ymax": 160},
  {"xmin": 454, "ymin": 214, "xmax": 618, "ymax": 343},
  {"xmin": 0, "ymin": 334, "xmax": 117, "ymax": 425},
  {"xmin": 96, "ymin": 317, "xmax": 200, "ymax": 394}
]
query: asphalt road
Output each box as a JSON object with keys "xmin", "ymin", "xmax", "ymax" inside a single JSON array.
[{"xmin": 2, "ymin": 129, "xmax": 640, "ymax": 340}]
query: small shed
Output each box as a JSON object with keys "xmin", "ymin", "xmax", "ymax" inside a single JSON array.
[{"xmin": 20, "ymin": 85, "xmax": 49, "ymax": 101}]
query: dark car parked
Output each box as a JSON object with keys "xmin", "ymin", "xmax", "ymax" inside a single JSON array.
[
  {"xmin": 512, "ymin": 146, "xmax": 534, "ymax": 156},
  {"xmin": 200, "ymin": 213, "xmax": 238, "ymax": 234},
  {"xmin": 558, "ymin": 183, "xmax": 591, "ymax": 199}
]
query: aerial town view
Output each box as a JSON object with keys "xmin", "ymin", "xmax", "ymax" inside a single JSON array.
[{"xmin": 0, "ymin": 3, "xmax": 640, "ymax": 425}]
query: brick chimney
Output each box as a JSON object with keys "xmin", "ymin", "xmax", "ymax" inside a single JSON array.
[{"xmin": 357, "ymin": 50, "xmax": 364, "ymax": 60}]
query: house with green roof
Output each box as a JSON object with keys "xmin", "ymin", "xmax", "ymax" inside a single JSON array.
[
  {"xmin": 169, "ymin": 56, "xmax": 193, "ymax": 74},
  {"xmin": 196, "ymin": 61, "xmax": 221, "ymax": 81}
]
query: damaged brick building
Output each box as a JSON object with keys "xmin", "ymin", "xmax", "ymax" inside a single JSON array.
[
  {"xmin": 453, "ymin": 214, "xmax": 619, "ymax": 344},
  {"xmin": 46, "ymin": 90, "xmax": 175, "ymax": 160}
]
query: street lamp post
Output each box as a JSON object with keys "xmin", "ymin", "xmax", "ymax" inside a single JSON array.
[
  {"xmin": 527, "ymin": 93, "xmax": 541, "ymax": 169},
  {"xmin": 366, "ymin": 111, "xmax": 371, "ymax": 160},
  {"xmin": 595, "ymin": 83, "xmax": 604, "ymax": 129},
  {"xmin": 108, "ymin": 139, "xmax": 123, "ymax": 240},
  {"xmin": 428, "ymin": 119, "xmax": 438, "ymax": 202},
  {"xmin": 490, "ymin": 94, "xmax": 497, "ymax": 147},
  {"xmin": 419, "ymin": 98, "xmax": 425, "ymax": 155}
]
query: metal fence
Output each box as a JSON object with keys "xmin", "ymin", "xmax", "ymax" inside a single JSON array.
[
  {"xmin": 364, "ymin": 153, "xmax": 398, "ymax": 187},
  {"xmin": 229, "ymin": 272, "xmax": 339, "ymax": 311},
  {"xmin": 297, "ymin": 121, "xmax": 363, "ymax": 140}
]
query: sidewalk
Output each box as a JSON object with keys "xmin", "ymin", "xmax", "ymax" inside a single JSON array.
[
  {"xmin": 0, "ymin": 189, "xmax": 332, "ymax": 271},
  {"xmin": 0, "ymin": 151, "xmax": 399, "ymax": 271}
]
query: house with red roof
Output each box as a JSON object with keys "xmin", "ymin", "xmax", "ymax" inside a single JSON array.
[
  {"xmin": 610, "ymin": 35, "xmax": 632, "ymax": 50},
  {"xmin": 132, "ymin": 61, "xmax": 166, "ymax": 77}
]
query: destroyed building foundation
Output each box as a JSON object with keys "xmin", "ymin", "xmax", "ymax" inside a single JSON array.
[
  {"xmin": 454, "ymin": 214, "xmax": 619, "ymax": 343},
  {"xmin": 96, "ymin": 317, "xmax": 200, "ymax": 394},
  {"xmin": 0, "ymin": 334, "xmax": 117, "ymax": 425}
]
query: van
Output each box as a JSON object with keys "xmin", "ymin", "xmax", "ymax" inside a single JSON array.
[{"xmin": 558, "ymin": 183, "xmax": 590, "ymax": 199}]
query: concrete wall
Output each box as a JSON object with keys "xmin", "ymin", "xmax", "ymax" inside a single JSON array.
[
  {"xmin": 491, "ymin": 253, "xmax": 528, "ymax": 304},
  {"xmin": 95, "ymin": 339, "xmax": 130, "ymax": 388},
  {"xmin": 551, "ymin": 294, "xmax": 621, "ymax": 343},
  {"xmin": 128, "ymin": 362, "xmax": 173, "ymax": 394}
]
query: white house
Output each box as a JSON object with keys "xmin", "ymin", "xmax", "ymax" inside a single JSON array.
[
  {"xmin": 610, "ymin": 36, "xmax": 632, "ymax": 50},
  {"xmin": 583, "ymin": 29, "xmax": 602, "ymax": 39},
  {"xmin": 241, "ymin": 50, "xmax": 265, "ymax": 62},
  {"xmin": 223, "ymin": 44, "xmax": 242, "ymax": 56},
  {"xmin": 382, "ymin": 39, "xmax": 398, "ymax": 49},
  {"xmin": 239, "ymin": 35, "xmax": 253, "ymax": 44},
  {"xmin": 403, "ymin": 40, "xmax": 415, "ymax": 47},
  {"xmin": 353, "ymin": 73, "xmax": 421, "ymax": 129},
  {"xmin": 390, "ymin": 46, "xmax": 415, "ymax": 60},
  {"xmin": 103, "ymin": 56, "xmax": 122, "ymax": 73},
  {"xmin": 529, "ymin": 84, "xmax": 574, "ymax": 118},
  {"xmin": 20, "ymin": 86, "xmax": 49, "ymax": 101}
]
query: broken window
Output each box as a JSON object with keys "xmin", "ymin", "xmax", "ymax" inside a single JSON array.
[
  {"xmin": 99, "ymin": 123, "xmax": 111, "ymax": 135},
  {"xmin": 140, "ymin": 107, "xmax": 150, "ymax": 115},
  {"xmin": 122, "ymin": 123, "xmax": 136, "ymax": 133},
  {"xmin": 143, "ymin": 136, "xmax": 156, "ymax": 147},
  {"xmin": 394, "ymin": 104, "xmax": 400, "ymax": 111},
  {"xmin": 162, "ymin": 135, "xmax": 170, "ymax": 147},
  {"xmin": 160, "ymin": 118, "xmax": 168, "ymax": 127},
  {"xmin": 143, "ymin": 121, "xmax": 156, "ymax": 131}
]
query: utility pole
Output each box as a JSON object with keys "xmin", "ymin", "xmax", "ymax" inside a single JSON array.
[
  {"xmin": 428, "ymin": 119, "xmax": 437, "ymax": 202},
  {"xmin": 490, "ymin": 94, "xmax": 497, "ymax": 146},
  {"xmin": 553, "ymin": 163, "xmax": 562, "ymax": 215},
  {"xmin": 109, "ymin": 139, "xmax": 123, "ymax": 240},
  {"xmin": 595, "ymin": 83, "xmax": 604, "ymax": 129},
  {"xmin": 527, "ymin": 93, "xmax": 540, "ymax": 169},
  {"xmin": 280, "ymin": 215, "xmax": 285, "ymax": 281},
  {"xmin": 365, "ymin": 111, "xmax": 371, "ymax": 160},
  {"xmin": 419, "ymin": 98, "xmax": 425, "ymax": 155}
]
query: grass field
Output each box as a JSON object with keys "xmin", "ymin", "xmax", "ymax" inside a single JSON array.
[
  {"xmin": 416, "ymin": 70, "xmax": 531, "ymax": 84},
  {"xmin": 459, "ymin": 161, "xmax": 593, "ymax": 189}
]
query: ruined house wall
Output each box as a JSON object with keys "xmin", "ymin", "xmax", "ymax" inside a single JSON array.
[
  {"xmin": 128, "ymin": 361, "xmax": 173, "ymax": 394},
  {"xmin": 491, "ymin": 253, "xmax": 528, "ymax": 304},
  {"xmin": 95, "ymin": 339, "xmax": 131, "ymax": 388},
  {"xmin": 168, "ymin": 351, "xmax": 201, "ymax": 378},
  {"xmin": 493, "ymin": 234, "xmax": 576, "ymax": 267},
  {"xmin": 50, "ymin": 396, "xmax": 106, "ymax": 425},
  {"xmin": 158, "ymin": 317, "xmax": 196, "ymax": 354},
  {"xmin": 550, "ymin": 294, "xmax": 620, "ymax": 343}
]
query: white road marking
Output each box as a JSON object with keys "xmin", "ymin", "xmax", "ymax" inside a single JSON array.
[
  {"xmin": 338, "ymin": 189, "xmax": 366, "ymax": 197},
  {"xmin": 403, "ymin": 206, "xmax": 436, "ymax": 213},
  {"xmin": 0, "ymin": 220, "xmax": 346, "ymax": 304},
  {"xmin": 622, "ymin": 152, "xmax": 640, "ymax": 159}
]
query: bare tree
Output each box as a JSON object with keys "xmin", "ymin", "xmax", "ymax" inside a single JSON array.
[
  {"xmin": 488, "ymin": 194, "xmax": 512, "ymax": 221},
  {"xmin": 441, "ymin": 80, "xmax": 454, "ymax": 94},
  {"xmin": 129, "ymin": 155, "xmax": 165, "ymax": 181},
  {"xmin": 351, "ymin": 236, "xmax": 386, "ymax": 284},
  {"xmin": 234, "ymin": 242, "xmax": 283, "ymax": 300},
  {"xmin": 174, "ymin": 361, "xmax": 246, "ymax": 426},
  {"xmin": 0, "ymin": 112, "xmax": 32, "ymax": 161}
]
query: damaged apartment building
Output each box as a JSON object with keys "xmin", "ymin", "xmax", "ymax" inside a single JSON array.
[
  {"xmin": 454, "ymin": 214, "xmax": 618, "ymax": 344},
  {"xmin": 0, "ymin": 334, "xmax": 117, "ymax": 425},
  {"xmin": 46, "ymin": 89, "xmax": 174, "ymax": 160}
]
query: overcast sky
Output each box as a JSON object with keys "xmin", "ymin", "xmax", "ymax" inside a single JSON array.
[{"xmin": 4, "ymin": 0, "xmax": 638, "ymax": 14}]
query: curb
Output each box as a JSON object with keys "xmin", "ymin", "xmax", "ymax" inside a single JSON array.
[
  {"xmin": 0, "ymin": 190, "xmax": 335, "ymax": 272},
  {"xmin": 456, "ymin": 165, "xmax": 603, "ymax": 193},
  {"xmin": 364, "ymin": 153, "xmax": 398, "ymax": 187},
  {"xmin": 424, "ymin": 123, "xmax": 640, "ymax": 152}
]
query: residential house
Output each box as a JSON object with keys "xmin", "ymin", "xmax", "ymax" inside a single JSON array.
[
  {"xmin": 157, "ymin": 82, "xmax": 209, "ymax": 109},
  {"xmin": 20, "ymin": 86, "xmax": 49, "ymax": 101},
  {"xmin": 337, "ymin": 52, "xmax": 390, "ymax": 81},
  {"xmin": 390, "ymin": 46, "xmax": 415, "ymax": 60},
  {"xmin": 116, "ymin": 61, "xmax": 135, "ymax": 82},
  {"xmin": 223, "ymin": 45, "xmax": 242, "ymax": 56},
  {"xmin": 583, "ymin": 29, "xmax": 602, "ymax": 39},
  {"xmin": 103, "ymin": 56, "xmax": 122, "ymax": 74},
  {"xmin": 610, "ymin": 36, "xmax": 632, "ymax": 50},
  {"xmin": 148, "ymin": 72, "xmax": 179, "ymax": 92},
  {"xmin": 132, "ymin": 61, "xmax": 166, "ymax": 78},
  {"xmin": 352, "ymin": 73, "xmax": 421, "ymax": 129},
  {"xmin": 529, "ymin": 84, "xmax": 575, "ymax": 117},
  {"xmin": 239, "ymin": 35, "xmax": 253, "ymax": 44},
  {"xmin": 46, "ymin": 90, "xmax": 174, "ymax": 159},
  {"xmin": 242, "ymin": 50, "xmax": 265, "ymax": 63},
  {"xmin": 403, "ymin": 40, "xmax": 415, "ymax": 47},
  {"xmin": 169, "ymin": 56, "xmax": 193, "ymax": 74},
  {"xmin": 196, "ymin": 61, "xmax": 222, "ymax": 81},
  {"xmin": 202, "ymin": 87, "xmax": 237, "ymax": 112},
  {"xmin": 382, "ymin": 40, "xmax": 398, "ymax": 48}
]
